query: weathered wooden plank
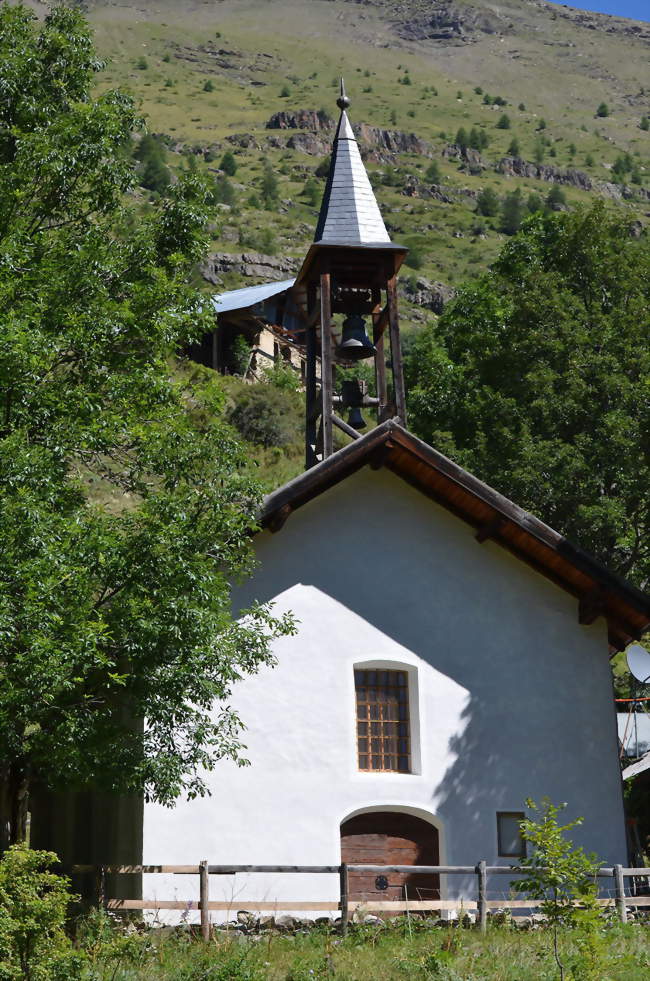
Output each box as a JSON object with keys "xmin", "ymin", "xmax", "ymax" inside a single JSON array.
[
  {"xmin": 108, "ymin": 900, "xmax": 200, "ymax": 910},
  {"xmin": 207, "ymin": 865, "xmax": 341, "ymax": 874},
  {"xmin": 74, "ymin": 865, "xmax": 200, "ymax": 874},
  {"xmin": 347, "ymin": 865, "xmax": 475, "ymax": 875},
  {"xmin": 351, "ymin": 901, "xmax": 478, "ymax": 911}
]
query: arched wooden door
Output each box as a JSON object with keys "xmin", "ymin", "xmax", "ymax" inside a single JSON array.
[{"xmin": 340, "ymin": 811, "xmax": 440, "ymax": 903}]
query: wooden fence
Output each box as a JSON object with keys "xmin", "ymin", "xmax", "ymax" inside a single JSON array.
[{"xmin": 72, "ymin": 862, "xmax": 650, "ymax": 940}]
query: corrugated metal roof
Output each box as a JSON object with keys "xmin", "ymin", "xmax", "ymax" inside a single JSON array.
[
  {"xmin": 314, "ymin": 109, "xmax": 391, "ymax": 247},
  {"xmin": 623, "ymin": 751, "xmax": 650, "ymax": 781},
  {"xmin": 211, "ymin": 279, "xmax": 295, "ymax": 315}
]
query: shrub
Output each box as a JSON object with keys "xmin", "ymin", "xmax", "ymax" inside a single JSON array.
[
  {"xmin": 302, "ymin": 176, "xmax": 320, "ymax": 207},
  {"xmin": 260, "ymin": 159, "xmax": 278, "ymax": 209},
  {"xmin": 280, "ymin": 85, "xmax": 290, "ymax": 97},
  {"xmin": 424, "ymin": 160, "xmax": 441, "ymax": 183},
  {"xmin": 507, "ymin": 137, "xmax": 520, "ymax": 156},
  {"xmin": 213, "ymin": 175, "xmax": 235, "ymax": 206},
  {"xmin": 474, "ymin": 85, "xmax": 483, "ymax": 95},
  {"xmin": 527, "ymin": 192, "xmax": 544, "ymax": 214},
  {"xmin": 228, "ymin": 384, "xmax": 301, "ymax": 448},
  {"xmin": 476, "ymin": 186, "xmax": 500, "ymax": 217},
  {"xmin": 641, "ymin": 116, "xmax": 650, "ymax": 131},
  {"xmin": 220, "ymin": 150, "xmax": 238, "ymax": 176},
  {"xmin": 596, "ymin": 102, "xmax": 609, "ymax": 117},
  {"xmin": 162, "ymin": 52, "xmax": 171, "ymax": 63},
  {"xmin": 496, "ymin": 113, "xmax": 511, "ymax": 129},
  {"xmin": 518, "ymin": 102, "xmax": 526, "ymax": 111},
  {"xmin": 546, "ymin": 184, "xmax": 567, "ymax": 210},
  {"xmin": 0, "ymin": 844, "xmax": 85, "ymax": 980},
  {"xmin": 404, "ymin": 245, "xmax": 424, "ymax": 270},
  {"xmin": 483, "ymin": 93, "xmax": 493, "ymax": 105},
  {"xmin": 455, "ymin": 126, "xmax": 468, "ymax": 150},
  {"xmin": 537, "ymin": 118, "xmax": 547, "ymax": 130},
  {"xmin": 136, "ymin": 56, "xmax": 148, "ymax": 70},
  {"xmin": 500, "ymin": 188, "xmax": 525, "ymax": 234},
  {"xmin": 203, "ymin": 79, "xmax": 214, "ymax": 92},
  {"xmin": 133, "ymin": 134, "xmax": 171, "ymax": 194}
]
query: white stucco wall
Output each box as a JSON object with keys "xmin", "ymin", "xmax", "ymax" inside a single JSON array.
[{"xmin": 142, "ymin": 467, "xmax": 626, "ymax": 917}]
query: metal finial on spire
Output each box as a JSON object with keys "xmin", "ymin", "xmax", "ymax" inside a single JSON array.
[{"xmin": 337, "ymin": 77, "xmax": 350, "ymax": 111}]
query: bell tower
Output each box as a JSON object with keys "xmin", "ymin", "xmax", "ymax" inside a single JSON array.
[{"xmin": 294, "ymin": 81, "xmax": 409, "ymax": 469}]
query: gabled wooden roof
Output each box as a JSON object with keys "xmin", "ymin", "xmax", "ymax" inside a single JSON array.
[{"xmin": 261, "ymin": 421, "xmax": 650, "ymax": 653}]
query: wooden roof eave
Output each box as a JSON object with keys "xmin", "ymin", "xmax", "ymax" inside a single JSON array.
[{"xmin": 260, "ymin": 420, "xmax": 650, "ymax": 652}]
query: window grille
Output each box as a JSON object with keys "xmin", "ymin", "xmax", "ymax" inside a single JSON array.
[{"xmin": 354, "ymin": 669, "xmax": 410, "ymax": 772}]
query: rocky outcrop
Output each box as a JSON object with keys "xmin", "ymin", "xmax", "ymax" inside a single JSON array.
[
  {"xmin": 400, "ymin": 276, "xmax": 455, "ymax": 315},
  {"xmin": 266, "ymin": 109, "xmax": 333, "ymax": 132},
  {"xmin": 396, "ymin": 1, "xmax": 507, "ymax": 43},
  {"xmin": 443, "ymin": 143, "xmax": 485, "ymax": 171},
  {"xmin": 264, "ymin": 110, "xmax": 432, "ymax": 159},
  {"xmin": 496, "ymin": 158, "xmax": 650, "ymax": 201},
  {"xmin": 201, "ymin": 252, "xmax": 299, "ymax": 286},
  {"xmin": 286, "ymin": 133, "xmax": 330, "ymax": 156},
  {"xmin": 497, "ymin": 157, "xmax": 593, "ymax": 190},
  {"xmin": 356, "ymin": 124, "xmax": 431, "ymax": 157}
]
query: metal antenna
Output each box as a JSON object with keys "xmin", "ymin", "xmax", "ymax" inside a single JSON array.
[{"xmin": 337, "ymin": 77, "xmax": 350, "ymax": 111}]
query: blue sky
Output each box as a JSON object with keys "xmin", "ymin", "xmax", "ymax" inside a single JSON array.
[{"xmin": 549, "ymin": 1, "xmax": 649, "ymax": 21}]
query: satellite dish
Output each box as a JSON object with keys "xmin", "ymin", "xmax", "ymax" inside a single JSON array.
[{"xmin": 626, "ymin": 644, "xmax": 650, "ymax": 684}]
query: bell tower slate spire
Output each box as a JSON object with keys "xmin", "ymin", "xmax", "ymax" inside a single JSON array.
[
  {"xmin": 294, "ymin": 82, "xmax": 409, "ymax": 470},
  {"xmin": 314, "ymin": 79, "xmax": 391, "ymax": 247}
]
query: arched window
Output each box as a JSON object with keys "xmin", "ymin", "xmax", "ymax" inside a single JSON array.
[{"xmin": 354, "ymin": 668, "xmax": 411, "ymax": 772}]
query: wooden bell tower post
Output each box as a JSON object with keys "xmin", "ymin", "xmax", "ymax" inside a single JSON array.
[{"xmin": 293, "ymin": 81, "xmax": 409, "ymax": 469}]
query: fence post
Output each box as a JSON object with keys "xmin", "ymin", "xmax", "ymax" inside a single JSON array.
[
  {"xmin": 199, "ymin": 860, "xmax": 210, "ymax": 941},
  {"xmin": 339, "ymin": 863, "xmax": 349, "ymax": 937},
  {"xmin": 476, "ymin": 860, "xmax": 487, "ymax": 933},
  {"xmin": 613, "ymin": 864, "xmax": 627, "ymax": 924}
]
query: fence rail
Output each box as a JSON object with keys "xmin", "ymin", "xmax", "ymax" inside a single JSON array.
[{"xmin": 72, "ymin": 862, "xmax": 650, "ymax": 939}]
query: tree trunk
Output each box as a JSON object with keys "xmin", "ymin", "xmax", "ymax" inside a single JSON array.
[{"xmin": 0, "ymin": 761, "xmax": 30, "ymax": 851}]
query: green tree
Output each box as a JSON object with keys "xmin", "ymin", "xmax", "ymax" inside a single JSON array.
[
  {"xmin": 641, "ymin": 116, "xmax": 649, "ymax": 131},
  {"xmin": 203, "ymin": 79, "xmax": 214, "ymax": 92},
  {"xmin": 513, "ymin": 800, "xmax": 601, "ymax": 981},
  {"xmin": 260, "ymin": 158, "xmax": 279, "ymax": 209},
  {"xmin": 500, "ymin": 187, "xmax": 525, "ymax": 234},
  {"xmin": 0, "ymin": 3, "xmax": 293, "ymax": 847},
  {"xmin": 455, "ymin": 126, "xmax": 468, "ymax": 150},
  {"xmin": 527, "ymin": 192, "xmax": 544, "ymax": 214},
  {"xmin": 213, "ymin": 173, "xmax": 236, "ymax": 205},
  {"xmin": 405, "ymin": 203, "xmax": 650, "ymax": 588},
  {"xmin": 545, "ymin": 184, "xmax": 567, "ymax": 210},
  {"xmin": 534, "ymin": 137, "xmax": 546, "ymax": 164},
  {"xmin": 475, "ymin": 186, "xmax": 500, "ymax": 217},
  {"xmin": 302, "ymin": 175, "xmax": 321, "ymax": 207},
  {"xmin": 507, "ymin": 136, "xmax": 520, "ymax": 156},
  {"xmin": 496, "ymin": 113, "xmax": 511, "ymax": 130},
  {"xmin": 133, "ymin": 134, "xmax": 171, "ymax": 194},
  {"xmin": 596, "ymin": 102, "xmax": 609, "ymax": 117},
  {"xmin": 424, "ymin": 160, "xmax": 441, "ymax": 183}
]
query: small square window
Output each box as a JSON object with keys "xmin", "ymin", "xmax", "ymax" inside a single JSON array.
[{"xmin": 497, "ymin": 812, "xmax": 526, "ymax": 858}]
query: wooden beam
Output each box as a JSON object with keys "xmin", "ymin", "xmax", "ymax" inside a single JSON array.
[
  {"xmin": 579, "ymin": 588, "xmax": 605, "ymax": 625},
  {"xmin": 332, "ymin": 413, "xmax": 361, "ymax": 441},
  {"xmin": 386, "ymin": 276, "xmax": 406, "ymax": 425},
  {"xmin": 320, "ymin": 270, "xmax": 333, "ymax": 459},
  {"xmin": 305, "ymin": 324, "xmax": 318, "ymax": 469},
  {"xmin": 475, "ymin": 515, "xmax": 506, "ymax": 544},
  {"xmin": 267, "ymin": 503, "xmax": 292, "ymax": 534}
]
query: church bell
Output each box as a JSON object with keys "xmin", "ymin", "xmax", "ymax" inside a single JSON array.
[{"xmin": 336, "ymin": 314, "xmax": 376, "ymax": 361}]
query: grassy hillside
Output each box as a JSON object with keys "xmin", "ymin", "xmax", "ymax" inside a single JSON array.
[{"xmin": 25, "ymin": 1, "xmax": 649, "ymax": 314}]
